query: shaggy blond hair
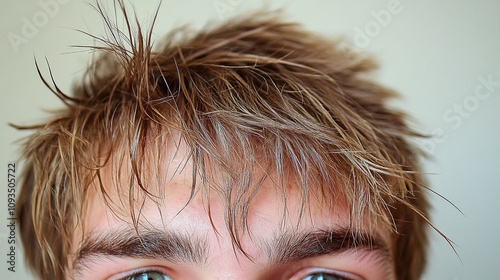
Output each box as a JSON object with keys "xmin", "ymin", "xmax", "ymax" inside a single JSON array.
[{"xmin": 17, "ymin": 2, "xmax": 433, "ymax": 279}]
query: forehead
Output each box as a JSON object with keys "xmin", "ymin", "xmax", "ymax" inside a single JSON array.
[
  {"xmin": 83, "ymin": 136, "xmax": 347, "ymax": 232},
  {"xmin": 79, "ymin": 132, "xmax": 389, "ymax": 243}
]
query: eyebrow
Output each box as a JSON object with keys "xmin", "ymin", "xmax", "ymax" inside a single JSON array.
[
  {"xmin": 73, "ymin": 227, "xmax": 390, "ymax": 274},
  {"xmin": 267, "ymin": 227, "xmax": 391, "ymax": 266},
  {"xmin": 72, "ymin": 228, "xmax": 208, "ymax": 274}
]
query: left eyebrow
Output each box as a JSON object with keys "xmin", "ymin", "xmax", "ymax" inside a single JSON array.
[
  {"xmin": 266, "ymin": 227, "xmax": 391, "ymax": 266},
  {"xmin": 72, "ymin": 228, "xmax": 208, "ymax": 274}
]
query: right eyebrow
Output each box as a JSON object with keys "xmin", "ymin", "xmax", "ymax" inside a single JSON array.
[
  {"xmin": 72, "ymin": 228, "xmax": 208, "ymax": 274},
  {"xmin": 267, "ymin": 227, "xmax": 391, "ymax": 266}
]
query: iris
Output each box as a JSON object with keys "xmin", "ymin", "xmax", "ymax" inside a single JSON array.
[
  {"xmin": 302, "ymin": 273, "xmax": 345, "ymax": 280},
  {"xmin": 127, "ymin": 272, "xmax": 170, "ymax": 280}
]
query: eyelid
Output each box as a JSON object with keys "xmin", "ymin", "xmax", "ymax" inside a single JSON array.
[
  {"xmin": 107, "ymin": 266, "xmax": 175, "ymax": 280},
  {"xmin": 288, "ymin": 267, "xmax": 364, "ymax": 280}
]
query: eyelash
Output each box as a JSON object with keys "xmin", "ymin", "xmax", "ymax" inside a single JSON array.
[
  {"xmin": 116, "ymin": 267, "xmax": 172, "ymax": 280},
  {"xmin": 312, "ymin": 272, "xmax": 353, "ymax": 280},
  {"xmin": 299, "ymin": 271, "xmax": 357, "ymax": 280},
  {"xmin": 288, "ymin": 263, "xmax": 359, "ymax": 280}
]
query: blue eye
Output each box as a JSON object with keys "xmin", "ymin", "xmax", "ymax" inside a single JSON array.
[
  {"xmin": 302, "ymin": 273, "xmax": 346, "ymax": 280},
  {"xmin": 125, "ymin": 271, "xmax": 172, "ymax": 280}
]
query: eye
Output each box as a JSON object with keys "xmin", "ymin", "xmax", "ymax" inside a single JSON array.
[
  {"xmin": 301, "ymin": 272, "xmax": 349, "ymax": 280},
  {"xmin": 121, "ymin": 271, "xmax": 173, "ymax": 280},
  {"xmin": 290, "ymin": 268, "xmax": 362, "ymax": 280}
]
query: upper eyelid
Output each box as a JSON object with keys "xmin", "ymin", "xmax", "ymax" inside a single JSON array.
[
  {"xmin": 288, "ymin": 267, "xmax": 363, "ymax": 280},
  {"xmin": 274, "ymin": 250, "xmax": 391, "ymax": 280},
  {"xmin": 106, "ymin": 266, "xmax": 174, "ymax": 280},
  {"xmin": 264, "ymin": 258, "xmax": 362, "ymax": 280}
]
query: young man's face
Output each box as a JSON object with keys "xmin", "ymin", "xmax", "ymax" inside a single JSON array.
[{"xmin": 70, "ymin": 139, "xmax": 396, "ymax": 280}]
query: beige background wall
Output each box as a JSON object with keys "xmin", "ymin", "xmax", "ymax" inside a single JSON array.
[{"xmin": 1, "ymin": 0, "xmax": 499, "ymax": 279}]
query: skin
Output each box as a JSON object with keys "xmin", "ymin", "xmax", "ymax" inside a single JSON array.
[{"xmin": 70, "ymin": 139, "xmax": 396, "ymax": 280}]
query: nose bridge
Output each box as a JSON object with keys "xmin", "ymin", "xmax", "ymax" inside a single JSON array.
[
  {"xmin": 216, "ymin": 276, "xmax": 246, "ymax": 280},
  {"xmin": 206, "ymin": 241, "xmax": 259, "ymax": 280},
  {"xmin": 212, "ymin": 269, "xmax": 255, "ymax": 280},
  {"xmin": 208, "ymin": 264, "xmax": 254, "ymax": 280}
]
